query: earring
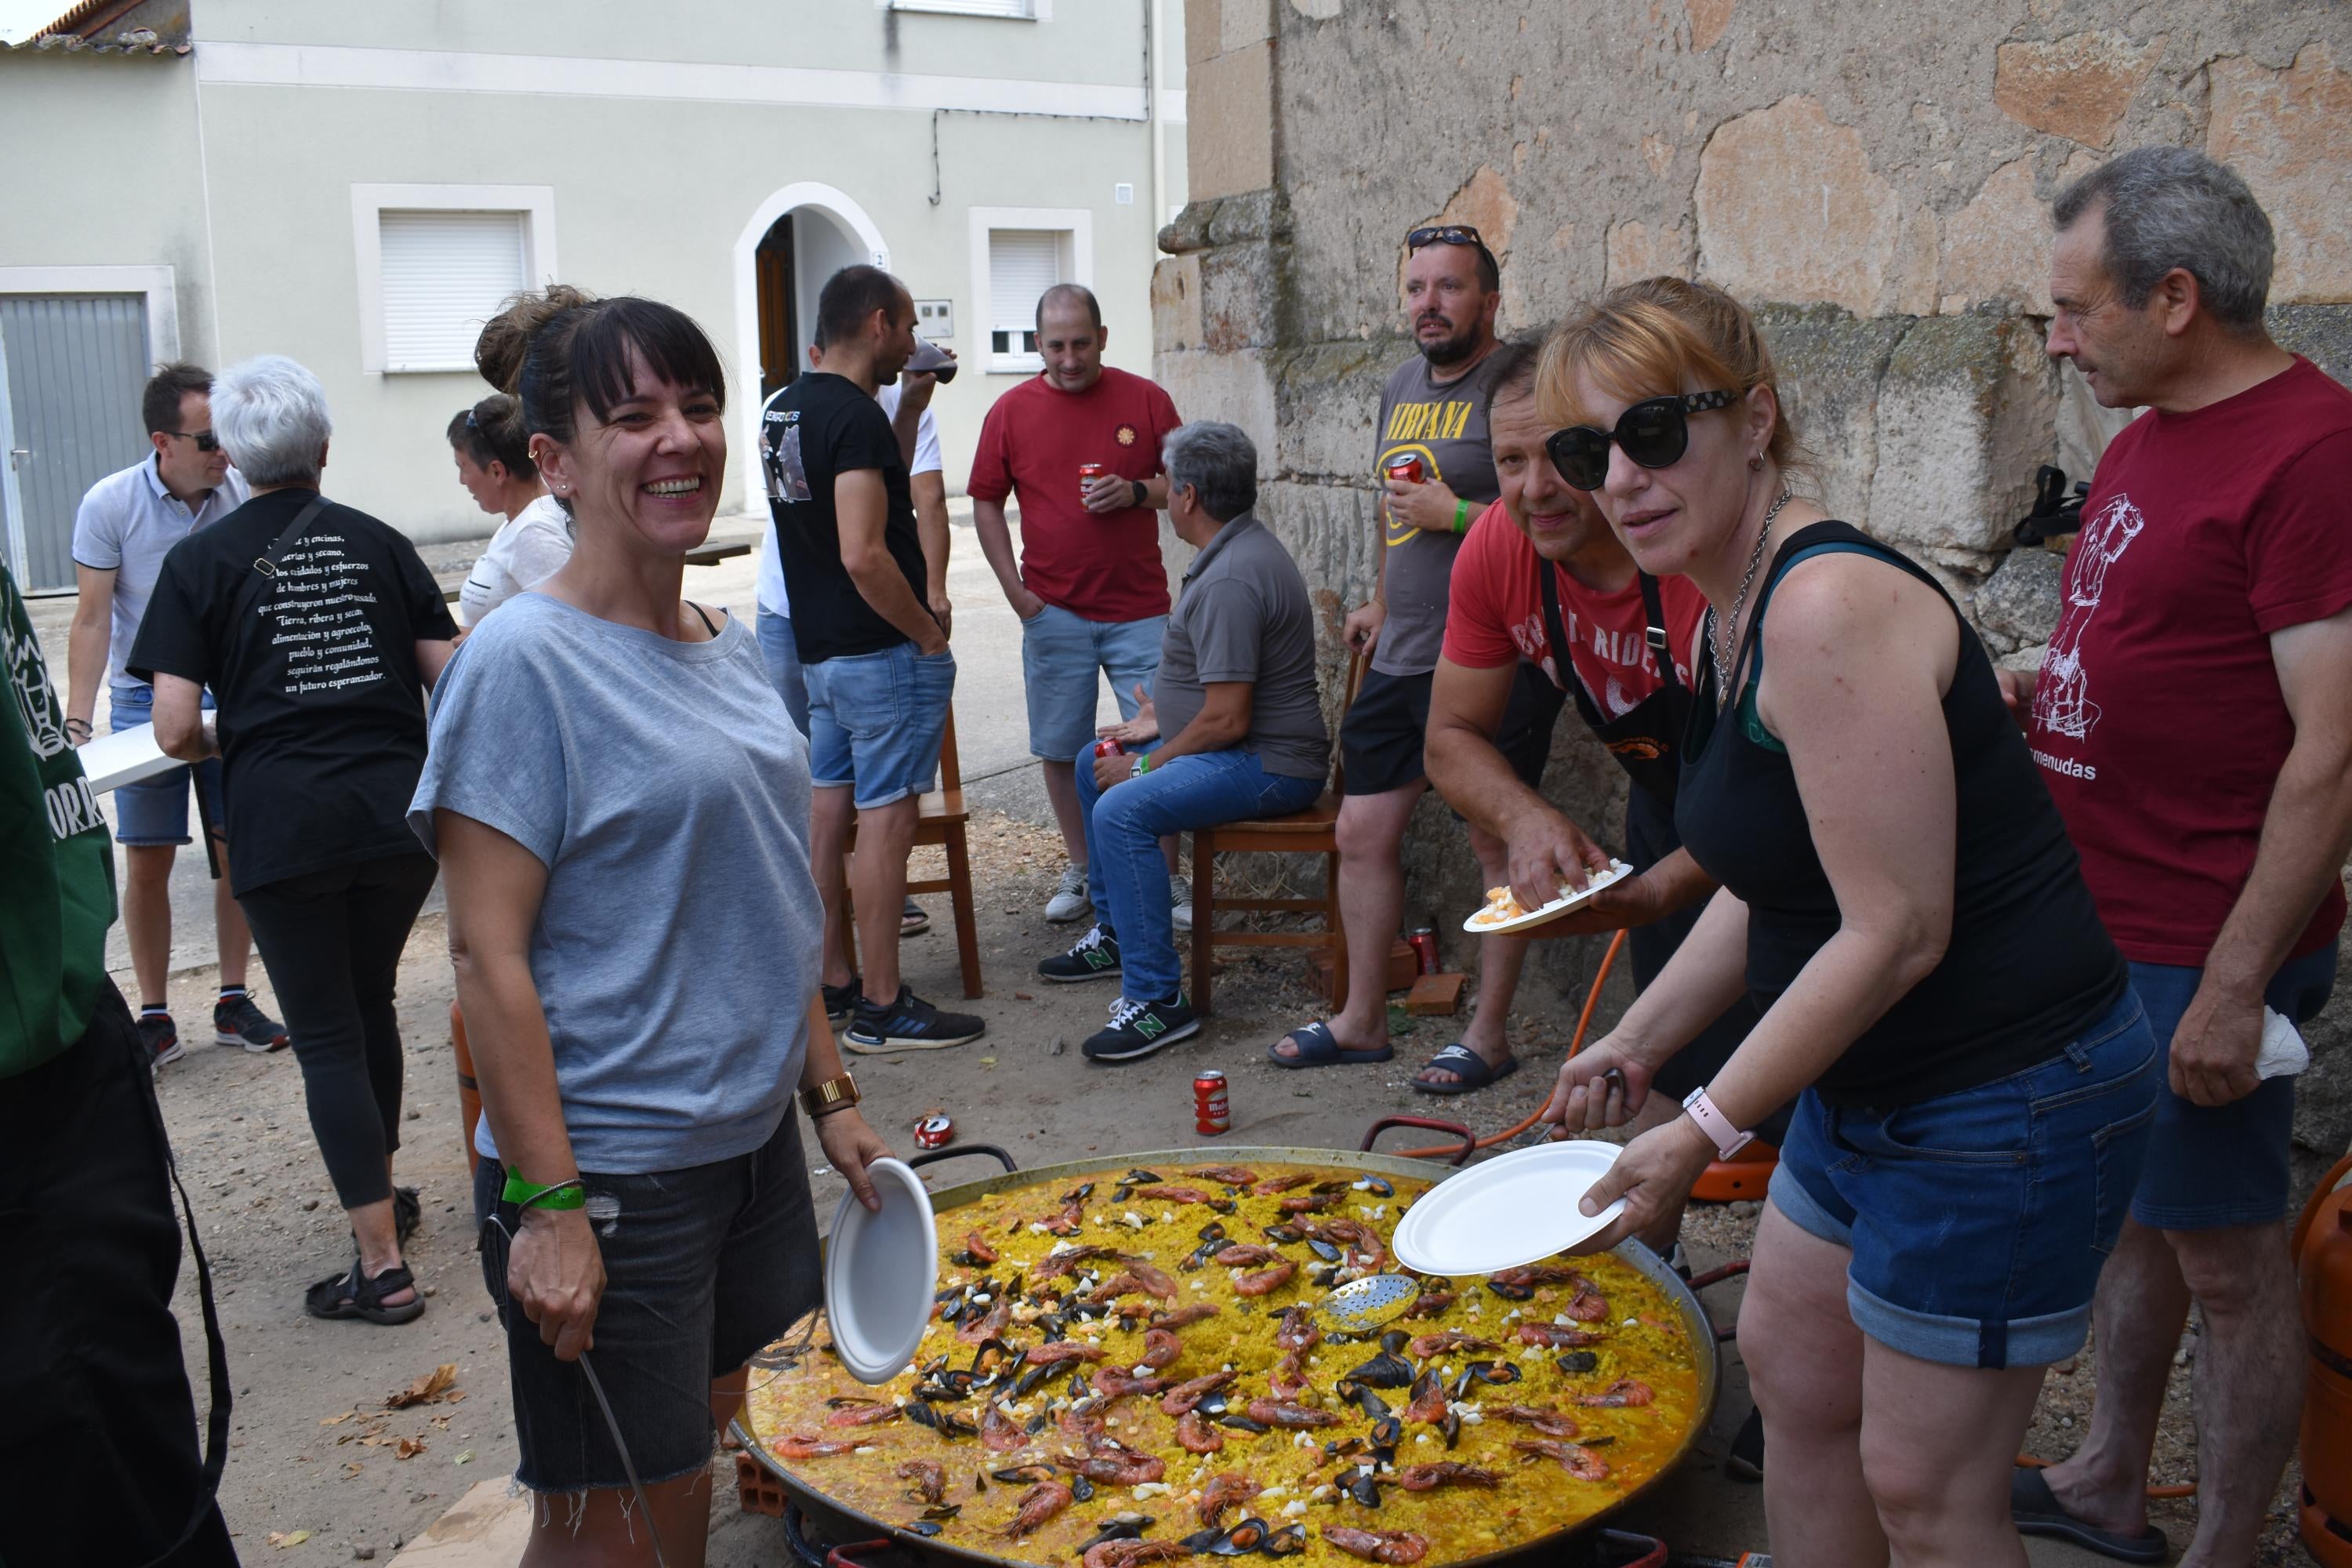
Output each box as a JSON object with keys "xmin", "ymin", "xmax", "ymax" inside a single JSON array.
[{"xmin": 1748, "ymin": 452, "xmax": 1764, "ymax": 471}]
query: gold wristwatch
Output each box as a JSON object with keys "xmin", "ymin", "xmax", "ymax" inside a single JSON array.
[{"xmin": 800, "ymin": 1073, "xmax": 862, "ymax": 1120}]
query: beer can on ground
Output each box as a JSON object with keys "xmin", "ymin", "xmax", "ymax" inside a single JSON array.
[
  {"xmin": 1193, "ymin": 1069, "xmax": 1231, "ymax": 1136},
  {"xmin": 1385, "ymin": 452, "xmax": 1426, "ymax": 485},
  {"xmin": 1093, "ymin": 738, "xmax": 1125, "ymax": 758},
  {"xmin": 1406, "ymin": 926, "xmax": 1440, "ymax": 975},
  {"xmin": 914, "ymin": 1112, "xmax": 955, "ymax": 1150}
]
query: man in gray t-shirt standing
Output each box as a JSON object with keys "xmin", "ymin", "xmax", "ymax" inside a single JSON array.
[{"xmin": 1036, "ymin": 423, "xmax": 1329, "ymax": 1063}]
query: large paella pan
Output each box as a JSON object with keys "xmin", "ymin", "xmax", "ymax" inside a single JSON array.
[{"xmin": 739, "ymin": 1129, "xmax": 1719, "ymax": 1568}]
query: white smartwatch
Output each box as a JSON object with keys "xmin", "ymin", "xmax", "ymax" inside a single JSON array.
[{"xmin": 1682, "ymin": 1087, "xmax": 1755, "ymax": 1160}]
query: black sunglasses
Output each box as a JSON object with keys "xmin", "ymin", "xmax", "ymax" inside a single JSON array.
[
  {"xmin": 164, "ymin": 429, "xmax": 221, "ymax": 452},
  {"xmin": 1544, "ymin": 390, "xmax": 1738, "ymax": 491},
  {"xmin": 1406, "ymin": 224, "xmax": 1484, "ymax": 251}
]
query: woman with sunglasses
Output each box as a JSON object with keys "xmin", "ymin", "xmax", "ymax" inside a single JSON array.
[{"xmin": 1538, "ymin": 278, "xmax": 2155, "ymax": 1565}]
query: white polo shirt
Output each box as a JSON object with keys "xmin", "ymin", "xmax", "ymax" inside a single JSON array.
[
  {"xmin": 757, "ymin": 381, "xmax": 941, "ymax": 619},
  {"xmin": 71, "ymin": 454, "xmax": 250, "ymax": 698}
]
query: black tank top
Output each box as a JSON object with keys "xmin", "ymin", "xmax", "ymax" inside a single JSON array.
[{"xmin": 1674, "ymin": 522, "xmax": 2125, "ymax": 1108}]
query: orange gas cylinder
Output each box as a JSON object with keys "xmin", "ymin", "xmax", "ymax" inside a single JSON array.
[
  {"xmin": 448, "ymin": 1000, "xmax": 483, "ymax": 1176},
  {"xmin": 2297, "ymin": 1152, "xmax": 2352, "ymax": 1566},
  {"xmin": 1692, "ymin": 1140, "xmax": 1780, "ymax": 1203}
]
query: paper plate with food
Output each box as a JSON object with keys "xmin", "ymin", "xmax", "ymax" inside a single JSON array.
[{"xmin": 1462, "ymin": 859, "xmax": 1636, "ymax": 935}]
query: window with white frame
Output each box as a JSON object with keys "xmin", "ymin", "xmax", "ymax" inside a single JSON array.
[
  {"xmin": 969, "ymin": 208, "xmax": 1092, "ymax": 373},
  {"xmin": 350, "ymin": 184, "xmax": 557, "ymax": 375}
]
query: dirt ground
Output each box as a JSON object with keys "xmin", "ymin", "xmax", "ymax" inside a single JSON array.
[{"xmin": 138, "ymin": 808, "xmax": 2310, "ymax": 1563}]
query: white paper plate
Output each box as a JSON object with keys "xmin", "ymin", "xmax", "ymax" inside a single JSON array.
[
  {"xmin": 1460, "ymin": 860, "xmax": 1635, "ymax": 935},
  {"xmin": 1390, "ymin": 1142, "xmax": 1629, "ymax": 1276},
  {"xmin": 824, "ymin": 1157, "xmax": 938, "ymax": 1385},
  {"xmin": 74, "ymin": 722, "xmax": 180, "ymax": 796}
]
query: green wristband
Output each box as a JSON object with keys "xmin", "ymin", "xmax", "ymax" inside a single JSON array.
[
  {"xmin": 502, "ymin": 1172, "xmax": 587, "ymax": 1211},
  {"xmin": 1134, "ymin": 754, "xmax": 1152, "ymax": 775},
  {"xmin": 1454, "ymin": 499, "xmax": 1472, "ymax": 534}
]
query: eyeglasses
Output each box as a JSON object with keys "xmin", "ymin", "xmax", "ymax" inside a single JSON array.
[
  {"xmin": 1406, "ymin": 224, "xmax": 1484, "ymax": 251},
  {"xmin": 1544, "ymin": 390, "xmax": 1739, "ymax": 491},
  {"xmin": 163, "ymin": 429, "xmax": 221, "ymax": 453}
]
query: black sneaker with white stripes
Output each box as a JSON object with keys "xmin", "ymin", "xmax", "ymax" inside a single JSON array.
[
  {"xmin": 822, "ymin": 974, "xmax": 861, "ymax": 1026},
  {"xmin": 1038, "ymin": 923, "xmax": 1122, "ymax": 984},
  {"xmin": 1082, "ymin": 993, "xmax": 1200, "ymax": 1062},
  {"xmin": 845, "ymin": 985, "xmax": 986, "ymax": 1053}
]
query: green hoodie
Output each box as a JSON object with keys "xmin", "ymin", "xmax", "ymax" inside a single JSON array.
[{"xmin": 2, "ymin": 558, "xmax": 116, "ymax": 1078}]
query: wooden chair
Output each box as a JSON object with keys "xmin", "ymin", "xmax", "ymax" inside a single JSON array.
[
  {"xmin": 833, "ymin": 709, "xmax": 983, "ymax": 998},
  {"xmin": 1188, "ymin": 655, "xmax": 1364, "ymax": 1016}
]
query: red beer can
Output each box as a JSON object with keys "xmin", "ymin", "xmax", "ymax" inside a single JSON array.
[
  {"xmin": 914, "ymin": 1112, "xmax": 954, "ymax": 1150},
  {"xmin": 1406, "ymin": 926, "xmax": 1440, "ymax": 975},
  {"xmin": 1080, "ymin": 461, "xmax": 1108, "ymax": 488},
  {"xmin": 1385, "ymin": 452, "xmax": 1426, "ymax": 485},
  {"xmin": 1193, "ymin": 1070, "xmax": 1231, "ymax": 1136},
  {"xmin": 1093, "ymin": 738, "xmax": 1124, "ymax": 758}
]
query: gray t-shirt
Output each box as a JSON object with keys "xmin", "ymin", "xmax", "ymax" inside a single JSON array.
[
  {"xmin": 1155, "ymin": 514, "xmax": 1330, "ymax": 781},
  {"xmin": 70, "ymin": 456, "xmax": 249, "ymax": 698},
  {"xmin": 408, "ymin": 593, "xmax": 821, "ymax": 1174},
  {"xmin": 1371, "ymin": 351, "xmax": 1504, "ymax": 677}
]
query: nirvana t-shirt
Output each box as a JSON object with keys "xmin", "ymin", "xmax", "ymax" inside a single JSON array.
[
  {"xmin": 127, "ymin": 488, "xmax": 456, "ymax": 895},
  {"xmin": 1156, "ymin": 514, "xmax": 1330, "ymax": 781},
  {"xmin": 2, "ymin": 559, "xmax": 116, "ymax": 1077},
  {"xmin": 1443, "ymin": 500, "xmax": 1706, "ymax": 714},
  {"xmin": 966, "ymin": 366, "xmax": 1181, "ymax": 623},
  {"xmin": 1372, "ymin": 350, "xmax": 1505, "ymax": 677},
  {"xmin": 2029, "ymin": 357, "xmax": 2352, "ymax": 966},
  {"xmin": 761, "ymin": 371, "xmax": 931, "ymax": 665}
]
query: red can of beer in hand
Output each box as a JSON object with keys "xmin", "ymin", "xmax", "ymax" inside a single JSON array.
[
  {"xmin": 1193, "ymin": 1070, "xmax": 1231, "ymax": 1136},
  {"xmin": 1385, "ymin": 452, "xmax": 1426, "ymax": 485},
  {"xmin": 1080, "ymin": 462, "xmax": 1109, "ymax": 499},
  {"xmin": 1406, "ymin": 926, "xmax": 1440, "ymax": 975},
  {"xmin": 1093, "ymin": 738, "xmax": 1124, "ymax": 759}
]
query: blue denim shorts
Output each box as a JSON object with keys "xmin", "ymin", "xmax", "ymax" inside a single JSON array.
[
  {"xmin": 755, "ymin": 608, "xmax": 811, "ymax": 737},
  {"xmin": 1769, "ymin": 988, "xmax": 2158, "ymax": 1369},
  {"xmin": 2125, "ymin": 946, "xmax": 2337, "ymax": 1231},
  {"xmin": 108, "ymin": 689, "xmax": 225, "ymax": 848},
  {"xmin": 1019, "ymin": 601, "xmax": 1165, "ymax": 760},
  {"xmin": 474, "ymin": 1113, "xmax": 822, "ymax": 1493},
  {"xmin": 804, "ymin": 641, "xmax": 954, "ymax": 809}
]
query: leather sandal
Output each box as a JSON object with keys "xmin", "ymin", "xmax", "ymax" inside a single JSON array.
[{"xmin": 304, "ymin": 1259, "xmax": 426, "ymax": 1325}]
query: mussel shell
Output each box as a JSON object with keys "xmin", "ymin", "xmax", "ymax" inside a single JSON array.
[
  {"xmin": 826, "ymin": 1395, "xmax": 884, "ymax": 1409},
  {"xmin": 1350, "ymin": 1385, "xmax": 1392, "ymax": 1421},
  {"xmin": 1198, "ymin": 1221, "xmax": 1229, "ymax": 1243},
  {"xmin": 1068, "ymin": 1370, "xmax": 1092, "ymax": 1399},
  {"xmin": 1583, "ymin": 1435, "xmax": 1617, "ymax": 1447},
  {"xmin": 1206, "ymin": 1198, "xmax": 1237, "ymax": 1214},
  {"xmin": 1485, "ymin": 1280, "xmax": 1535, "ymax": 1302},
  {"xmin": 1323, "ymin": 1436, "xmax": 1371, "ymax": 1460},
  {"xmin": 1071, "ymin": 1475, "xmax": 1097, "ymax": 1501},
  {"xmin": 1344, "ymin": 1351, "xmax": 1414, "ymax": 1388},
  {"xmin": 1452, "ymin": 1360, "xmax": 1520, "ymax": 1399},
  {"xmin": 1439, "ymin": 1408, "xmax": 1461, "ymax": 1450},
  {"xmin": 1025, "ymin": 1411, "xmax": 1051, "ymax": 1435},
  {"xmin": 1011, "ymin": 1360, "xmax": 1053, "ymax": 1399},
  {"xmin": 1262, "ymin": 1223, "xmax": 1306, "ymax": 1243},
  {"xmin": 1308, "ymin": 1264, "xmax": 1341, "ymax": 1290},
  {"xmin": 1263, "ymin": 1523, "xmax": 1308, "ymax": 1556},
  {"xmin": 907, "ymin": 1521, "xmax": 943, "ymax": 1537},
  {"xmin": 1064, "ymin": 1183, "xmax": 1097, "ymax": 1204},
  {"xmin": 1370, "ymin": 1416, "xmax": 1403, "ymax": 1450},
  {"xmin": 1356, "ymin": 1176, "xmax": 1396, "ymax": 1198},
  {"xmin": 1342, "ymin": 1465, "xmax": 1382, "ymax": 1508},
  {"xmin": 1182, "ymin": 1518, "xmax": 1272, "ymax": 1555},
  {"xmin": 1312, "ymin": 1179, "xmax": 1352, "ymax": 1194},
  {"xmin": 969, "ymin": 1338, "xmax": 1014, "ymax": 1375},
  {"xmin": 919, "ymin": 1504, "xmax": 962, "ymax": 1521},
  {"xmin": 1196, "ymin": 1388, "xmax": 1232, "ymax": 1417},
  {"xmin": 938, "ymin": 1298, "xmax": 968, "ymax": 1326},
  {"xmin": 1215, "ymin": 1414, "xmax": 1271, "ymax": 1433},
  {"xmin": 991, "ymin": 1464, "xmax": 1057, "ymax": 1483},
  {"xmin": 1305, "ymin": 1239, "xmax": 1343, "ymax": 1262},
  {"xmin": 1123, "ymin": 1169, "xmax": 1164, "ymax": 1184},
  {"xmin": 1110, "ymin": 1184, "xmax": 1134, "ymax": 1203},
  {"xmin": 949, "ymin": 1250, "xmax": 992, "ymax": 1268},
  {"xmin": 1556, "ymin": 1349, "xmax": 1600, "ymax": 1374},
  {"xmin": 1077, "ymin": 1518, "xmax": 1152, "ymax": 1552}
]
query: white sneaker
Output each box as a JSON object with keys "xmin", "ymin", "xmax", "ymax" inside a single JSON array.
[
  {"xmin": 1170, "ymin": 873, "xmax": 1193, "ymax": 933},
  {"xmin": 1045, "ymin": 862, "xmax": 1091, "ymax": 924}
]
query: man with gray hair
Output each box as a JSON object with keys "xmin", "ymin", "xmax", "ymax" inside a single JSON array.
[
  {"xmin": 1037, "ymin": 421, "xmax": 1329, "ymax": 1062},
  {"xmin": 2007, "ymin": 145, "xmax": 2352, "ymax": 1566}
]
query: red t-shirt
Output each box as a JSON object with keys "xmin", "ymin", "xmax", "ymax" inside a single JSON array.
[
  {"xmin": 1441, "ymin": 501, "xmax": 1706, "ymax": 713},
  {"xmin": 2028, "ymin": 356, "xmax": 2352, "ymax": 967},
  {"xmin": 966, "ymin": 365, "xmax": 1181, "ymax": 622}
]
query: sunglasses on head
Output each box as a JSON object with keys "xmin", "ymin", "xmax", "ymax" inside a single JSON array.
[
  {"xmin": 1406, "ymin": 224, "xmax": 1484, "ymax": 251},
  {"xmin": 165, "ymin": 428, "xmax": 221, "ymax": 452},
  {"xmin": 1544, "ymin": 390, "xmax": 1739, "ymax": 491}
]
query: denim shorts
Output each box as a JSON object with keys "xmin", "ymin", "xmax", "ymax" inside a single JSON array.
[
  {"xmin": 1020, "ymin": 602, "xmax": 1165, "ymax": 760},
  {"xmin": 108, "ymin": 688, "xmax": 225, "ymax": 848},
  {"xmin": 755, "ymin": 608, "xmax": 811, "ymax": 737},
  {"xmin": 1769, "ymin": 987, "xmax": 2158, "ymax": 1369},
  {"xmin": 804, "ymin": 641, "xmax": 954, "ymax": 809},
  {"xmin": 474, "ymin": 1113, "xmax": 822, "ymax": 1494},
  {"xmin": 2125, "ymin": 946, "xmax": 2337, "ymax": 1231}
]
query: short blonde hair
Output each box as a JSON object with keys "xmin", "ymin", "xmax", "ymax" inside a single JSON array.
[{"xmin": 1537, "ymin": 277, "xmax": 1805, "ymax": 477}]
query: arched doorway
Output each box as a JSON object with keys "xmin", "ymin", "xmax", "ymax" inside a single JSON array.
[{"xmin": 731, "ymin": 185, "xmax": 889, "ymax": 465}]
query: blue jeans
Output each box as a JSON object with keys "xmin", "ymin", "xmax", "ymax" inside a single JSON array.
[
  {"xmin": 107, "ymin": 686, "xmax": 224, "ymax": 848},
  {"xmin": 2125, "ymin": 946, "xmax": 2337, "ymax": 1230},
  {"xmin": 1021, "ymin": 603, "xmax": 1167, "ymax": 760},
  {"xmin": 804, "ymin": 642, "xmax": 954, "ymax": 810},
  {"xmin": 756, "ymin": 608, "xmax": 810, "ymax": 736},
  {"xmin": 1770, "ymin": 987, "xmax": 2158, "ymax": 1369},
  {"xmin": 1075, "ymin": 742, "xmax": 1323, "ymax": 1003}
]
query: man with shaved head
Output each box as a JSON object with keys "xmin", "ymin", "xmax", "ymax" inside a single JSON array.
[{"xmin": 968, "ymin": 282, "xmax": 1186, "ymax": 932}]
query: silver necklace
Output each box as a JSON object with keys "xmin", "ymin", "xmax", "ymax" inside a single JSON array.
[{"xmin": 1711, "ymin": 487, "xmax": 1794, "ymax": 702}]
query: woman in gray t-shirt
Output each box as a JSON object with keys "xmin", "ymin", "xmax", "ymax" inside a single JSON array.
[{"xmin": 410, "ymin": 288, "xmax": 891, "ymax": 1554}]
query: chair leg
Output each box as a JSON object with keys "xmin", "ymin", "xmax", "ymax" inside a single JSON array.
[
  {"xmin": 1326, "ymin": 848, "xmax": 1348, "ymax": 1017},
  {"xmin": 1192, "ymin": 833, "xmax": 1215, "ymax": 1018},
  {"xmin": 945, "ymin": 826, "xmax": 982, "ymax": 1000}
]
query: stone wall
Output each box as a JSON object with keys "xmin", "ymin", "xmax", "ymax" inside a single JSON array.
[{"xmin": 1156, "ymin": 0, "xmax": 2352, "ymax": 1173}]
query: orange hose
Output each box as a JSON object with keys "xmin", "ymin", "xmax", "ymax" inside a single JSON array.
[{"xmin": 1389, "ymin": 927, "xmax": 1627, "ymax": 1160}]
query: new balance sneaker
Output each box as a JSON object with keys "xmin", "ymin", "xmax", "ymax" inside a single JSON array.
[
  {"xmin": 139, "ymin": 1011, "xmax": 185, "ymax": 1067},
  {"xmin": 822, "ymin": 975, "xmax": 862, "ymax": 1026},
  {"xmin": 1169, "ymin": 873, "xmax": 1194, "ymax": 934},
  {"xmin": 844, "ymin": 985, "xmax": 986, "ymax": 1053},
  {"xmin": 214, "ymin": 993, "xmax": 290, "ymax": 1053},
  {"xmin": 1044, "ymin": 862, "xmax": 1092, "ymax": 924},
  {"xmin": 1038, "ymin": 923, "xmax": 1122, "ymax": 984},
  {"xmin": 1083, "ymin": 993, "xmax": 1200, "ymax": 1062}
]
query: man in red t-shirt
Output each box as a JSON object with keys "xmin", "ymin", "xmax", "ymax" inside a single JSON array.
[
  {"xmin": 2007, "ymin": 148, "xmax": 2352, "ymax": 1568},
  {"xmin": 968, "ymin": 284, "xmax": 1184, "ymax": 927}
]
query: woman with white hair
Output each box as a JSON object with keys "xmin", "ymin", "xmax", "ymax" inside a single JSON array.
[{"xmin": 132, "ymin": 354, "xmax": 458, "ymax": 1327}]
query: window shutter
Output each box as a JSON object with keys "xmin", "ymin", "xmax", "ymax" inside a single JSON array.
[
  {"xmin": 988, "ymin": 229, "xmax": 1062, "ymax": 357},
  {"xmin": 379, "ymin": 210, "xmax": 528, "ymax": 372}
]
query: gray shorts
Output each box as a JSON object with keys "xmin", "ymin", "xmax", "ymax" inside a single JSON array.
[{"xmin": 474, "ymin": 1114, "xmax": 822, "ymax": 1493}]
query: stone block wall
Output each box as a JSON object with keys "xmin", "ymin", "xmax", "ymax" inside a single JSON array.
[{"xmin": 1158, "ymin": 0, "xmax": 2352, "ymax": 1171}]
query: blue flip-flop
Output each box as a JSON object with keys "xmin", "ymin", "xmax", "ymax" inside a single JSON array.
[
  {"xmin": 1411, "ymin": 1042, "xmax": 1520, "ymax": 1095},
  {"xmin": 1267, "ymin": 1020, "xmax": 1395, "ymax": 1069}
]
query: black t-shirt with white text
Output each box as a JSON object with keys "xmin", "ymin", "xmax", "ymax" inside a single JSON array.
[
  {"xmin": 761, "ymin": 371, "xmax": 931, "ymax": 665},
  {"xmin": 128, "ymin": 488, "xmax": 456, "ymax": 895}
]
